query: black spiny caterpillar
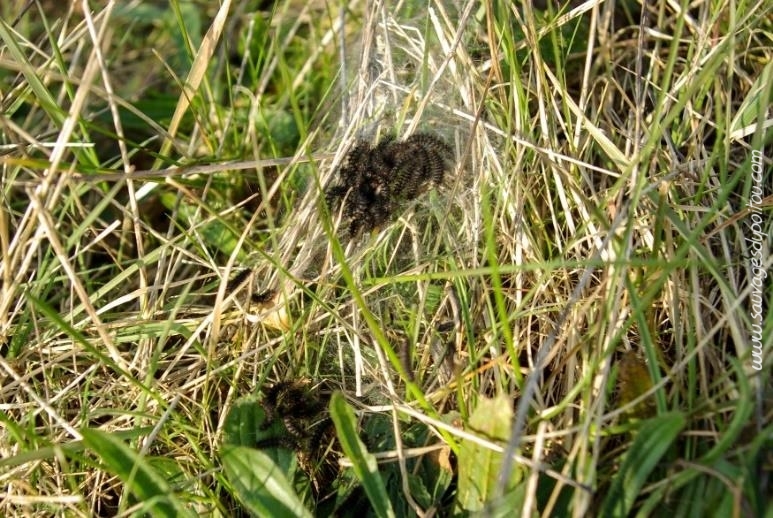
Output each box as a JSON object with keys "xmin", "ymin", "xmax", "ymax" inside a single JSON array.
[{"xmin": 325, "ymin": 132, "xmax": 454, "ymax": 237}]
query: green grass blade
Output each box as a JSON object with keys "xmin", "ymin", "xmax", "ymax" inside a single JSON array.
[
  {"xmin": 26, "ymin": 294, "xmax": 128, "ymax": 377},
  {"xmin": 0, "ymin": 425, "xmax": 153, "ymax": 470},
  {"xmin": 730, "ymin": 59, "xmax": 773, "ymax": 141},
  {"xmin": 79, "ymin": 428, "xmax": 194, "ymax": 517},
  {"xmin": 0, "ymin": 19, "xmax": 63, "ymax": 124},
  {"xmin": 329, "ymin": 392, "xmax": 396, "ymax": 518},
  {"xmin": 221, "ymin": 445, "xmax": 312, "ymax": 518},
  {"xmin": 600, "ymin": 412, "xmax": 687, "ymax": 517}
]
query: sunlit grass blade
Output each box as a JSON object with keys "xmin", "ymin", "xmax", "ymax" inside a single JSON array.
[
  {"xmin": 0, "ymin": 426, "xmax": 153, "ymax": 470},
  {"xmin": 79, "ymin": 428, "xmax": 194, "ymax": 518}
]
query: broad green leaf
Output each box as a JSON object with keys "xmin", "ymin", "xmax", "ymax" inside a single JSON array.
[
  {"xmin": 456, "ymin": 394, "xmax": 524, "ymax": 512},
  {"xmin": 420, "ymin": 441, "xmax": 455, "ymax": 506},
  {"xmin": 223, "ymin": 396, "xmax": 265, "ymax": 447},
  {"xmin": 221, "ymin": 445, "xmax": 312, "ymax": 518},
  {"xmin": 329, "ymin": 392, "xmax": 395, "ymax": 518},
  {"xmin": 600, "ymin": 412, "xmax": 686, "ymax": 517},
  {"xmin": 222, "ymin": 395, "xmax": 297, "ymax": 474},
  {"xmin": 79, "ymin": 428, "xmax": 193, "ymax": 518}
]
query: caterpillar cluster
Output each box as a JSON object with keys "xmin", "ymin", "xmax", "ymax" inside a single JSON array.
[
  {"xmin": 325, "ymin": 133, "xmax": 454, "ymax": 237},
  {"xmin": 256, "ymin": 380, "xmax": 338, "ymax": 501}
]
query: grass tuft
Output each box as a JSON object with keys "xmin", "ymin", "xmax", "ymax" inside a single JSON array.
[{"xmin": 0, "ymin": 0, "xmax": 770, "ymax": 516}]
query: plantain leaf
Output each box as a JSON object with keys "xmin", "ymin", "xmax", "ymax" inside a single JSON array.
[
  {"xmin": 222, "ymin": 395, "xmax": 298, "ymax": 476},
  {"xmin": 221, "ymin": 445, "xmax": 311, "ymax": 518},
  {"xmin": 329, "ymin": 392, "xmax": 395, "ymax": 518},
  {"xmin": 456, "ymin": 394, "xmax": 524, "ymax": 512}
]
